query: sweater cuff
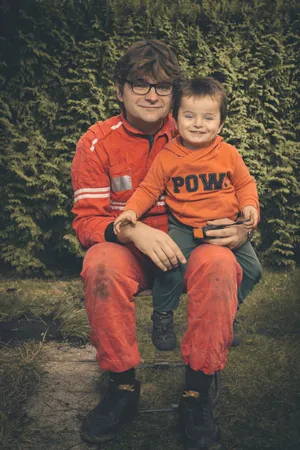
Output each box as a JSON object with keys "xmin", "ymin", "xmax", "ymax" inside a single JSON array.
[{"xmin": 104, "ymin": 222, "xmax": 119, "ymax": 243}]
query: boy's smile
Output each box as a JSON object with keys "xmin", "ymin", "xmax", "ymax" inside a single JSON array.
[{"xmin": 175, "ymin": 95, "xmax": 224, "ymax": 150}]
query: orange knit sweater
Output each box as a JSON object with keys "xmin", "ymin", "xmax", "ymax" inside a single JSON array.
[{"xmin": 125, "ymin": 135, "xmax": 259, "ymax": 228}]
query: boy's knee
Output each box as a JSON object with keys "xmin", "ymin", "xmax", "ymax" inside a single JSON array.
[{"xmin": 252, "ymin": 260, "xmax": 262, "ymax": 284}]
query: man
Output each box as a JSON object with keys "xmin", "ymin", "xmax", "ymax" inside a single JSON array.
[{"xmin": 72, "ymin": 40, "xmax": 261, "ymax": 448}]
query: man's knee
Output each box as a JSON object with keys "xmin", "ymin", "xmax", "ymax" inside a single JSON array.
[
  {"xmin": 187, "ymin": 245, "xmax": 240, "ymax": 274},
  {"xmin": 82, "ymin": 242, "xmax": 133, "ymax": 280},
  {"xmin": 81, "ymin": 242, "xmax": 141, "ymax": 303}
]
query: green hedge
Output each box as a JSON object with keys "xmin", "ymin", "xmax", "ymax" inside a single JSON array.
[{"xmin": 0, "ymin": 0, "xmax": 299, "ymax": 275}]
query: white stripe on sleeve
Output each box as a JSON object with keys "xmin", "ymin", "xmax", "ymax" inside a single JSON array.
[
  {"xmin": 111, "ymin": 121, "xmax": 123, "ymax": 130},
  {"xmin": 74, "ymin": 193, "xmax": 110, "ymax": 202},
  {"xmin": 111, "ymin": 205, "xmax": 125, "ymax": 210},
  {"xmin": 74, "ymin": 187, "xmax": 110, "ymax": 196},
  {"xmin": 90, "ymin": 138, "xmax": 98, "ymax": 152}
]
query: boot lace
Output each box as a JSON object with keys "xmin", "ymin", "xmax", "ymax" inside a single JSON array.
[
  {"xmin": 153, "ymin": 313, "xmax": 173, "ymax": 335},
  {"xmin": 183, "ymin": 390, "xmax": 211, "ymax": 426}
]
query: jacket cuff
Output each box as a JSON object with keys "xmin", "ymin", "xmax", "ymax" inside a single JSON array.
[{"xmin": 104, "ymin": 222, "xmax": 119, "ymax": 243}]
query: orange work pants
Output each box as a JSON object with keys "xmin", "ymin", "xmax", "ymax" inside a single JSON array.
[{"xmin": 81, "ymin": 242, "xmax": 242, "ymax": 375}]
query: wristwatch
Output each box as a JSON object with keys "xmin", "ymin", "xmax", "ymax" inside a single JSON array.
[{"xmin": 247, "ymin": 229, "xmax": 254, "ymax": 241}]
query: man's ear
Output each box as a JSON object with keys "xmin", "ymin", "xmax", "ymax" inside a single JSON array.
[{"xmin": 115, "ymin": 83, "xmax": 124, "ymax": 102}]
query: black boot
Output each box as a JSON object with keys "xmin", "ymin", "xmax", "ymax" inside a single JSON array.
[
  {"xmin": 179, "ymin": 367, "xmax": 221, "ymax": 449},
  {"xmin": 179, "ymin": 390, "xmax": 221, "ymax": 449},
  {"xmin": 80, "ymin": 378, "xmax": 140, "ymax": 444},
  {"xmin": 151, "ymin": 310, "xmax": 177, "ymax": 351}
]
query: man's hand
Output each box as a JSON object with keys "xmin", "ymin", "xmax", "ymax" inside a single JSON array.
[
  {"xmin": 114, "ymin": 210, "xmax": 137, "ymax": 234},
  {"xmin": 116, "ymin": 221, "xmax": 186, "ymax": 272},
  {"xmin": 204, "ymin": 218, "xmax": 249, "ymax": 250}
]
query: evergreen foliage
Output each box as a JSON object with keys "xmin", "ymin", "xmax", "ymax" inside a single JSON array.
[{"xmin": 0, "ymin": 0, "xmax": 299, "ymax": 275}]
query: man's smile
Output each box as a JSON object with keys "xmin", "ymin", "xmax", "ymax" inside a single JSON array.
[{"xmin": 139, "ymin": 105, "xmax": 162, "ymax": 109}]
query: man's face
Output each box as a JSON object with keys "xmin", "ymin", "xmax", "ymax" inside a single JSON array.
[
  {"xmin": 116, "ymin": 78, "xmax": 173, "ymax": 133},
  {"xmin": 175, "ymin": 95, "xmax": 224, "ymax": 150}
]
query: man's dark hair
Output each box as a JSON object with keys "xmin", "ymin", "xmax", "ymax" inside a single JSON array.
[
  {"xmin": 172, "ymin": 77, "xmax": 228, "ymax": 124},
  {"xmin": 114, "ymin": 40, "xmax": 181, "ymax": 91}
]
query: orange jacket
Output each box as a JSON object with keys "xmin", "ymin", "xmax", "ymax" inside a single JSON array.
[
  {"xmin": 125, "ymin": 135, "xmax": 259, "ymax": 228},
  {"xmin": 71, "ymin": 113, "xmax": 176, "ymax": 248}
]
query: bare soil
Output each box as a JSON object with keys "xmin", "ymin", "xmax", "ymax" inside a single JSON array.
[
  {"xmin": 24, "ymin": 343, "xmax": 101, "ymax": 450},
  {"xmin": 23, "ymin": 343, "xmax": 185, "ymax": 450},
  {"xmin": 0, "ymin": 314, "xmax": 63, "ymax": 345}
]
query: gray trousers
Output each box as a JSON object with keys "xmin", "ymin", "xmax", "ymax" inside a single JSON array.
[{"xmin": 152, "ymin": 215, "xmax": 262, "ymax": 312}]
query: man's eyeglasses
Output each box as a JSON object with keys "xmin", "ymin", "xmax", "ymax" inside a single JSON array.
[{"xmin": 125, "ymin": 80, "xmax": 173, "ymax": 96}]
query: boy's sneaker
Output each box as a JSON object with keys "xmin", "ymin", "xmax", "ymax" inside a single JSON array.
[
  {"xmin": 232, "ymin": 319, "xmax": 242, "ymax": 347},
  {"xmin": 80, "ymin": 378, "xmax": 140, "ymax": 444},
  {"xmin": 179, "ymin": 390, "xmax": 221, "ymax": 449},
  {"xmin": 151, "ymin": 310, "xmax": 177, "ymax": 351}
]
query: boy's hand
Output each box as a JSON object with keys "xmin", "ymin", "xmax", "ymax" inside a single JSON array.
[
  {"xmin": 242, "ymin": 205, "xmax": 258, "ymax": 228},
  {"xmin": 114, "ymin": 210, "xmax": 137, "ymax": 234}
]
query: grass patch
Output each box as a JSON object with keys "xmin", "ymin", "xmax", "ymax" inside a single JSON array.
[
  {"xmin": 219, "ymin": 267, "xmax": 300, "ymax": 450},
  {"xmin": 0, "ymin": 267, "xmax": 299, "ymax": 449},
  {"xmin": 0, "ymin": 342, "xmax": 44, "ymax": 449},
  {"xmin": 0, "ymin": 279, "xmax": 89, "ymax": 341}
]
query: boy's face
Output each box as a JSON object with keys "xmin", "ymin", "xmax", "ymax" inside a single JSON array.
[
  {"xmin": 116, "ymin": 77, "xmax": 173, "ymax": 133},
  {"xmin": 175, "ymin": 95, "xmax": 224, "ymax": 150}
]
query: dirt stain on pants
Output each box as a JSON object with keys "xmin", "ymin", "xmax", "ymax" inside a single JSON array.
[{"xmin": 94, "ymin": 264, "xmax": 110, "ymax": 300}]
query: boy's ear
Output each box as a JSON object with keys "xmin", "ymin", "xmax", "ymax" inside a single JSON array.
[
  {"xmin": 115, "ymin": 83, "xmax": 124, "ymax": 102},
  {"xmin": 218, "ymin": 122, "xmax": 224, "ymax": 134}
]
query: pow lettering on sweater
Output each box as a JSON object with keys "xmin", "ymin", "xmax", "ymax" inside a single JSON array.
[
  {"xmin": 125, "ymin": 135, "xmax": 259, "ymax": 229},
  {"xmin": 172, "ymin": 172, "xmax": 227, "ymax": 193}
]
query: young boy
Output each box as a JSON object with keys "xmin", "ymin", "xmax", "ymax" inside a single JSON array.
[{"xmin": 114, "ymin": 77, "xmax": 261, "ymax": 351}]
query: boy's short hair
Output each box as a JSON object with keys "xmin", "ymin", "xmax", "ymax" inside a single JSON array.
[
  {"xmin": 114, "ymin": 40, "xmax": 181, "ymax": 90},
  {"xmin": 173, "ymin": 77, "xmax": 228, "ymax": 124}
]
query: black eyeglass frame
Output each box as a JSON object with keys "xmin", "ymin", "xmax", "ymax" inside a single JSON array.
[{"xmin": 125, "ymin": 79, "xmax": 174, "ymax": 96}]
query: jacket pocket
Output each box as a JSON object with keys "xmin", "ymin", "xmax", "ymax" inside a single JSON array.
[{"xmin": 109, "ymin": 164, "xmax": 133, "ymax": 192}]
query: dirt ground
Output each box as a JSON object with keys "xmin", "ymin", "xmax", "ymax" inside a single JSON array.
[
  {"xmin": 25, "ymin": 343, "xmax": 101, "ymax": 450},
  {"xmin": 23, "ymin": 342, "xmax": 186, "ymax": 450}
]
